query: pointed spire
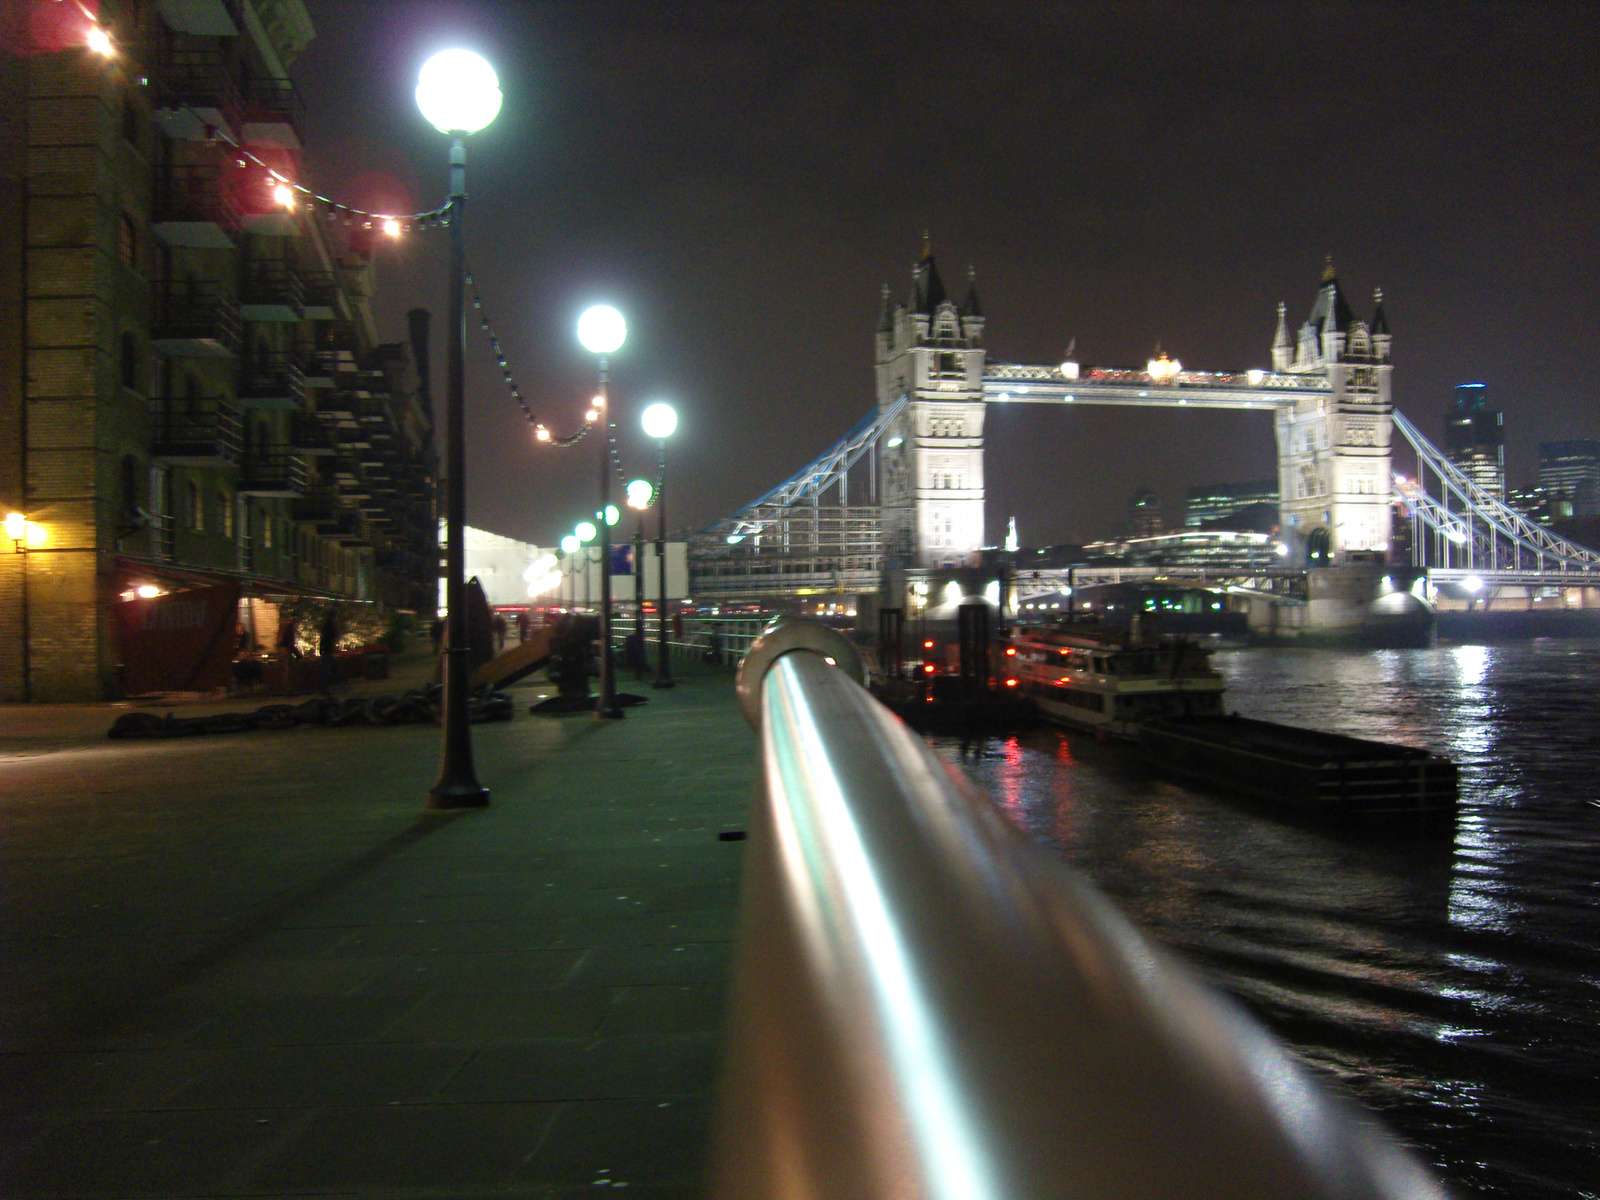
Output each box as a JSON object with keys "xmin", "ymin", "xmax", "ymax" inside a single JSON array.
[
  {"xmin": 960, "ymin": 265, "xmax": 982, "ymax": 317},
  {"xmin": 1273, "ymin": 301, "xmax": 1289, "ymax": 349},
  {"xmin": 1370, "ymin": 287, "xmax": 1390, "ymax": 335},
  {"xmin": 877, "ymin": 282, "xmax": 894, "ymax": 335},
  {"xmin": 920, "ymin": 229, "xmax": 933, "ymax": 260},
  {"xmin": 1321, "ymin": 254, "xmax": 1336, "ymax": 283},
  {"xmin": 913, "ymin": 246, "xmax": 947, "ymax": 314}
]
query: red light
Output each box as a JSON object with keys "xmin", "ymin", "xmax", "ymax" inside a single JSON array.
[
  {"xmin": 923, "ymin": 640, "xmax": 934, "ymax": 649},
  {"xmin": 923, "ymin": 664, "xmax": 935, "ymax": 674},
  {"xmin": 1004, "ymin": 646, "xmax": 1016, "ymax": 656},
  {"xmin": 1005, "ymin": 678, "xmax": 1018, "ymax": 687}
]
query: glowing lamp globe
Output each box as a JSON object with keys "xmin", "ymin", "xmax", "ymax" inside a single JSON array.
[
  {"xmin": 560, "ymin": 535, "xmax": 580, "ymax": 554},
  {"xmin": 4, "ymin": 512, "xmax": 25, "ymax": 541},
  {"xmin": 415, "ymin": 50, "xmax": 502, "ymax": 135},
  {"xmin": 626, "ymin": 479, "xmax": 654, "ymax": 509},
  {"xmin": 641, "ymin": 402, "xmax": 677, "ymax": 440},
  {"xmin": 604, "ymin": 505, "xmax": 620, "ymax": 527},
  {"xmin": 575, "ymin": 521, "xmax": 598, "ymax": 544},
  {"xmin": 577, "ymin": 306, "xmax": 626, "ymax": 356}
]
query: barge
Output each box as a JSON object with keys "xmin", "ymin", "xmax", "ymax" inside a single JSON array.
[{"xmin": 1141, "ymin": 715, "xmax": 1458, "ymax": 813}]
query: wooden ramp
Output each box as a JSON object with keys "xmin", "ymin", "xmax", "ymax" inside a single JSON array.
[{"xmin": 470, "ymin": 627, "xmax": 557, "ymax": 689}]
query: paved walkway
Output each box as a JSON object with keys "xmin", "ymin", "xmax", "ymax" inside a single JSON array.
[{"xmin": 0, "ymin": 655, "xmax": 757, "ymax": 1198}]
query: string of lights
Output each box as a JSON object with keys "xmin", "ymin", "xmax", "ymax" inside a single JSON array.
[
  {"xmin": 116, "ymin": 31, "xmax": 596, "ymax": 450},
  {"xmin": 463, "ymin": 263, "xmax": 594, "ymax": 448}
]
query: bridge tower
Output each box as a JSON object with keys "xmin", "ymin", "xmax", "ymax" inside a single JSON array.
[
  {"xmin": 875, "ymin": 244, "xmax": 987, "ymax": 568},
  {"xmin": 1271, "ymin": 262, "xmax": 1394, "ymax": 563}
]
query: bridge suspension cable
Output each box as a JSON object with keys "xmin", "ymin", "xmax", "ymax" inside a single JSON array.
[{"xmin": 1391, "ymin": 410, "xmax": 1600, "ymax": 572}]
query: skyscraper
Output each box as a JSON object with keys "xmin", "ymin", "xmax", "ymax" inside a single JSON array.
[
  {"xmin": 1442, "ymin": 383, "xmax": 1505, "ymax": 498},
  {"xmin": 1538, "ymin": 440, "xmax": 1600, "ymax": 517}
]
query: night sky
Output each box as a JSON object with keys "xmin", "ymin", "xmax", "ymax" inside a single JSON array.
[{"xmin": 292, "ymin": 2, "xmax": 1599, "ymax": 549}]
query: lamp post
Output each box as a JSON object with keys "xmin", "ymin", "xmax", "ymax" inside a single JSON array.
[
  {"xmin": 626, "ymin": 478, "xmax": 654, "ymax": 678},
  {"xmin": 577, "ymin": 305, "xmax": 626, "ymax": 720},
  {"xmin": 641, "ymin": 402, "xmax": 677, "ymax": 688},
  {"xmin": 416, "ymin": 49, "xmax": 500, "ymax": 810}
]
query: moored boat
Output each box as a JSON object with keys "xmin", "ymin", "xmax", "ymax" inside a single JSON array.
[{"xmin": 1009, "ymin": 622, "xmax": 1227, "ymax": 738}]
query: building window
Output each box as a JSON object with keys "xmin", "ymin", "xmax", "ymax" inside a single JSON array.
[
  {"xmin": 121, "ymin": 455, "xmax": 141, "ymax": 516},
  {"xmin": 188, "ymin": 480, "xmax": 204, "ymax": 531},
  {"xmin": 120, "ymin": 332, "xmax": 138, "ymax": 390},
  {"xmin": 219, "ymin": 492, "xmax": 233, "ymax": 537},
  {"xmin": 119, "ymin": 213, "xmax": 137, "ymax": 268}
]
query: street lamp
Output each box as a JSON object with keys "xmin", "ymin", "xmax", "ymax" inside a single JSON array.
[
  {"xmin": 626, "ymin": 478, "xmax": 654, "ymax": 678},
  {"xmin": 641, "ymin": 401, "xmax": 677, "ymax": 689},
  {"xmin": 417, "ymin": 48, "xmax": 501, "ymax": 811},
  {"xmin": 560, "ymin": 533, "xmax": 580, "ymax": 609},
  {"xmin": 578, "ymin": 304, "xmax": 626, "ymax": 719}
]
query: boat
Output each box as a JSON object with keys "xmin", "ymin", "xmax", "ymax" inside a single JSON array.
[
  {"xmin": 1009, "ymin": 621, "xmax": 1227, "ymax": 738},
  {"xmin": 1140, "ymin": 715, "xmax": 1458, "ymax": 813}
]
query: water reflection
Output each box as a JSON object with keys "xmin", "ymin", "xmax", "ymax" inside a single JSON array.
[{"xmin": 929, "ymin": 640, "xmax": 1600, "ymax": 1200}]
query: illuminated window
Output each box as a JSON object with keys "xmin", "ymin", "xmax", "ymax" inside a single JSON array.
[{"xmin": 119, "ymin": 213, "xmax": 137, "ymax": 267}]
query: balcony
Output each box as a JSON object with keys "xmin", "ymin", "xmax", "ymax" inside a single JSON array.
[
  {"xmin": 299, "ymin": 270, "xmax": 338, "ymax": 319},
  {"xmin": 237, "ymin": 449, "xmax": 307, "ymax": 497},
  {"xmin": 152, "ymin": 163, "xmax": 241, "ymax": 249},
  {"xmin": 300, "ymin": 349, "xmax": 349, "ymax": 389},
  {"xmin": 151, "ymin": 284, "xmax": 241, "ymax": 357},
  {"xmin": 151, "ymin": 47, "xmax": 241, "ymax": 141},
  {"xmin": 157, "ymin": 0, "xmax": 242, "ymax": 38},
  {"xmin": 149, "ymin": 396, "xmax": 243, "ymax": 465},
  {"xmin": 238, "ymin": 351, "xmax": 305, "ymax": 409},
  {"xmin": 238, "ymin": 260, "xmax": 303, "ymax": 321},
  {"xmin": 240, "ymin": 76, "xmax": 304, "ymax": 151},
  {"xmin": 289, "ymin": 411, "xmax": 336, "ymax": 456},
  {"xmin": 293, "ymin": 487, "xmax": 362, "ymax": 537}
]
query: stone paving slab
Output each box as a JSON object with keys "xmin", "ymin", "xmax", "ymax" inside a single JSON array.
[{"xmin": 0, "ymin": 660, "xmax": 756, "ymax": 1198}]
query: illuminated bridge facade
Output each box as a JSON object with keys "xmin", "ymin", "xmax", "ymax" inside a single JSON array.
[{"xmin": 689, "ymin": 254, "xmax": 1598, "ymax": 603}]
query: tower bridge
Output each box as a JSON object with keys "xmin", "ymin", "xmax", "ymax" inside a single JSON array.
[{"xmin": 689, "ymin": 251, "xmax": 1599, "ymax": 618}]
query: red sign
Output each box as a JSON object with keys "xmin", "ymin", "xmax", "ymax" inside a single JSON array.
[{"xmin": 117, "ymin": 583, "xmax": 241, "ymax": 694}]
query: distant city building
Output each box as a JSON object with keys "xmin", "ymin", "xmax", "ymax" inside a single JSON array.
[
  {"xmin": 1506, "ymin": 486, "xmax": 1573, "ymax": 526},
  {"xmin": 1184, "ymin": 479, "xmax": 1279, "ymax": 527},
  {"xmin": 1126, "ymin": 487, "xmax": 1165, "ymax": 538},
  {"xmin": 1442, "ymin": 383, "xmax": 1505, "ymax": 498},
  {"xmin": 1538, "ymin": 440, "xmax": 1600, "ymax": 516}
]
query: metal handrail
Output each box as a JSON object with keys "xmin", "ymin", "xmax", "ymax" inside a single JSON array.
[{"xmin": 713, "ymin": 618, "xmax": 1447, "ymax": 1199}]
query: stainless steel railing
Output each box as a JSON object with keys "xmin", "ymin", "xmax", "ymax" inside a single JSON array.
[{"xmin": 712, "ymin": 618, "xmax": 1449, "ymax": 1200}]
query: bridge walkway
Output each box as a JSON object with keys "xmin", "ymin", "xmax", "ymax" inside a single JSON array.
[{"xmin": 0, "ymin": 650, "xmax": 755, "ymax": 1197}]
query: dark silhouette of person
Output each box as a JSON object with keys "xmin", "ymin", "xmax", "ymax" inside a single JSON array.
[{"xmin": 492, "ymin": 613, "xmax": 508, "ymax": 651}]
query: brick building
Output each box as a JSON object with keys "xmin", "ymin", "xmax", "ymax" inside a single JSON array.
[{"xmin": 3, "ymin": 0, "xmax": 437, "ymax": 700}]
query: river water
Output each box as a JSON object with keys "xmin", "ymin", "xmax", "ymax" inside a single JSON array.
[{"xmin": 933, "ymin": 640, "xmax": 1600, "ymax": 1199}]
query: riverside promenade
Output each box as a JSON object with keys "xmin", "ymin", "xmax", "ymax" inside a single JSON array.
[{"xmin": 0, "ymin": 649, "xmax": 757, "ymax": 1198}]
